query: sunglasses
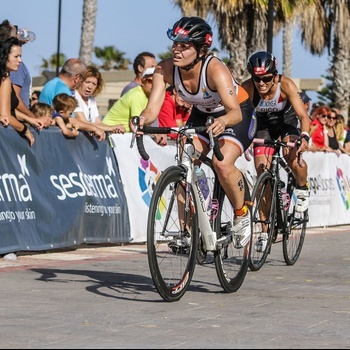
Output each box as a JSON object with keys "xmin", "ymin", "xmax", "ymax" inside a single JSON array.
[
  {"xmin": 319, "ymin": 114, "xmax": 329, "ymax": 118},
  {"xmin": 252, "ymin": 75, "xmax": 275, "ymax": 83},
  {"xmin": 144, "ymin": 78, "xmax": 153, "ymax": 83},
  {"xmin": 327, "ymin": 116, "xmax": 337, "ymax": 120}
]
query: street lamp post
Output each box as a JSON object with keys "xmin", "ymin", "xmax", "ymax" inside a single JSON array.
[
  {"xmin": 56, "ymin": 0, "xmax": 62, "ymax": 77},
  {"xmin": 267, "ymin": 0, "xmax": 274, "ymax": 52}
]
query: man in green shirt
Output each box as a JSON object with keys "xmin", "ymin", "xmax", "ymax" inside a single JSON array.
[{"xmin": 103, "ymin": 68, "xmax": 155, "ymax": 132}]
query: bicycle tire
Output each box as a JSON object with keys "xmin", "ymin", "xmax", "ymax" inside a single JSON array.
[
  {"xmin": 147, "ymin": 166, "xmax": 198, "ymax": 302},
  {"xmin": 282, "ymin": 185, "xmax": 308, "ymax": 265},
  {"xmin": 213, "ymin": 176, "xmax": 251, "ymax": 293},
  {"xmin": 249, "ymin": 171, "xmax": 277, "ymax": 271}
]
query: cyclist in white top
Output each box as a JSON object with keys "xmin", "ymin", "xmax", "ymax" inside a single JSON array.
[{"xmin": 132, "ymin": 16, "xmax": 257, "ymax": 249}]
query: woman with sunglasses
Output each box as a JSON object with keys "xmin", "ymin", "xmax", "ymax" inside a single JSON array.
[
  {"xmin": 324, "ymin": 109, "xmax": 350, "ymax": 156},
  {"xmin": 242, "ymin": 51, "xmax": 310, "ymax": 215},
  {"xmin": 309, "ymin": 105, "xmax": 331, "ymax": 152},
  {"xmin": 131, "ymin": 16, "xmax": 257, "ymax": 249}
]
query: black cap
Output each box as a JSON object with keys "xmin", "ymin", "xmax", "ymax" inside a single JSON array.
[{"xmin": 300, "ymin": 92, "xmax": 311, "ymax": 104}]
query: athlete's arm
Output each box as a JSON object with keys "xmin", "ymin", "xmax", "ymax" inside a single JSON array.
[
  {"xmin": 139, "ymin": 59, "xmax": 173, "ymax": 127},
  {"xmin": 281, "ymin": 76, "xmax": 310, "ymax": 135},
  {"xmin": 207, "ymin": 58, "xmax": 242, "ymax": 134}
]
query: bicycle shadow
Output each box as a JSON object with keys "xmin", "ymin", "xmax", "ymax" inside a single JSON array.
[{"xmin": 30, "ymin": 267, "xmax": 220, "ymax": 302}]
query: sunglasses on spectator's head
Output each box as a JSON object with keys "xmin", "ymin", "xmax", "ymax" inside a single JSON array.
[{"xmin": 252, "ymin": 75, "xmax": 275, "ymax": 83}]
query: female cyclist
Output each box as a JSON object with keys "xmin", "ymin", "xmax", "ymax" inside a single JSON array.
[
  {"xmin": 241, "ymin": 51, "xmax": 310, "ymax": 251},
  {"xmin": 132, "ymin": 16, "xmax": 257, "ymax": 249}
]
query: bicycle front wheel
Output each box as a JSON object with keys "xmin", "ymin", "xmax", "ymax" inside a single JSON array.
[
  {"xmin": 283, "ymin": 192, "xmax": 308, "ymax": 265},
  {"xmin": 147, "ymin": 166, "xmax": 198, "ymax": 302},
  {"xmin": 249, "ymin": 171, "xmax": 276, "ymax": 271},
  {"xmin": 213, "ymin": 177, "xmax": 251, "ymax": 293}
]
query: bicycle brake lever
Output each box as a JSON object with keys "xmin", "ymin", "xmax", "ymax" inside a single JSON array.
[{"xmin": 130, "ymin": 116, "xmax": 139, "ymax": 148}]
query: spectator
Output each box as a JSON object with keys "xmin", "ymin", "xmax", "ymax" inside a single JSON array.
[
  {"xmin": 0, "ymin": 37, "xmax": 35, "ymax": 146},
  {"xmin": 120, "ymin": 51, "xmax": 156, "ymax": 97},
  {"xmin": 74, "ymin": 66, "xmax": 125, "ymax": 134},
  {"xmin": 52, "ymin": 93, "xmax": 79, "ymax": 138},
  {"xmin": 52, "ymin": 93, "xmax": 105, "ymax": 141},
  {"xmin": 309, "ymin": 105, "xmax": 330, "ymax": 152},
  {"xmin": 30, "ymin": 102, "xmax": 53, "ymax": 122},
  {"xmin": 30, "ymin": 90, "xmax": 41, "ymax": 107},
  {"xmin": 39, "ymin": 58, "xmax": 86, "ymax": 106},
  {"xmin": 326, "ymin": 109, "xmax": 350, "ymax": 156},
  {"xmin": 0, "ymin": 19, "xmax": 47, "ymax": 127},
  {"xmin": 344, "ymin": 119, "xmax": 350, "ymax": 153},
  {"xmin": 334, "ymin": 111, "xmax": 347, "ymax": 146},
  {"xmin": 158, "ymin": 85, "xmax": 192, "ymax": 140},
  {"xmin": 103, "ymin": 68, "xmax": 155, "ymax": 133}
]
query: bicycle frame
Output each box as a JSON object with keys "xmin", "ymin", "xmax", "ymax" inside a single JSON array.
[
  {"xmin": 249, "ymin": 137, "xmax": 308, "ymax": 271},
  {"xmin": 268, "ymin": 145, "xmax": 295, "ymax": 234}
]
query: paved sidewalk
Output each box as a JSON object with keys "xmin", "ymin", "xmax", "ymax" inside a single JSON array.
[{"xmin": 0, "ymin": 226, "xmax": 349, "ymax": 349}]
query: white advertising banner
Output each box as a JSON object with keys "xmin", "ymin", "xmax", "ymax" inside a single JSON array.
[
  {"xmin": 111, "ymin": 134, "xmax": 177, "ymax": 242},
  {"xmin": 111, "ymin": 135, "xmax": 350, "ymax": 242}
]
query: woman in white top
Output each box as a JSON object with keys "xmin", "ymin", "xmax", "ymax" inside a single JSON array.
[{"xmin": 74, "ymin": 66, "xmax": 125, "ymax": 133}]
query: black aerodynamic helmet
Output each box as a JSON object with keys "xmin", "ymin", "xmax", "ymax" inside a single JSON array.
[
  {"xmin": 167, "ymin": 16, "xmax": 213, "ymax": 48},
  {"xmin": 247, "ymin": 51, "xmax": 278, "ymax": 76}
]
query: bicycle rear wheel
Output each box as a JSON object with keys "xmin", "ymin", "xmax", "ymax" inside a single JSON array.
[
  {"xmin": 147, "ymin": 166, "xmax": 198, "ymax": 302},
  {"xmin": 283, "ymin": 187, "xmax": 308, "ymax": 265},
  {"xmin": 249, "ymin": 171, "xmax": 276, "ymax": 271},
  {"xmin": 213, "ymin": 177, "xmax": 251, "ymax": 293}
]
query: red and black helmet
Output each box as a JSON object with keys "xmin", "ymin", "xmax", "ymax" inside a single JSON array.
[
  {"xmin": 167, "ymin": 16, "xmax": 213, "ymax": 48},
  {"xmin": 247, "ymin": 51, "xmax": 278, "ymax": 76}
]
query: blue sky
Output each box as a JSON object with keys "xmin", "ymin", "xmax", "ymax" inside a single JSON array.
[{"xmin": 3, "ymin": 0, "xmax": 329, "ymax": 101}]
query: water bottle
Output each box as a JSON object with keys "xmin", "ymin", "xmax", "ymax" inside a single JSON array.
[
  {"xmin": 17, "ymin": 28, "xmax": 36, "ymax": 42},
  {"xmin": 195, "ymin": 166, "xmax": 210, "ymax": 199},
  {"xmin": 281, "ymin": 183, "xmax": 290, "ymax": 210}
]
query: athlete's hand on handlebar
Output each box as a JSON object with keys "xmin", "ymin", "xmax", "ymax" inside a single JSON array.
[
  {"xmin": 130, "ymin": 116, "xmax": 145, "ymax": 134},
  {"xmin": 206, "ymin": 116, "xmax": 226, "ymax": 138},
  {"xmin": 296, "ymin": 137, "xmax": 309, "ymax": 155}
]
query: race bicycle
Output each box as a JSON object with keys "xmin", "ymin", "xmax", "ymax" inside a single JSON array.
[
  {"xmin": 249, "ymin": 138, "xmax": 308, "ymax": 271},
  {"xmin": 131, "ymin": 117, "xmax": 252, "ymax": 302}
]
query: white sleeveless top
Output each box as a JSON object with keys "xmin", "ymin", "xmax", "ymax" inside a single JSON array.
[
  {"xmin": 173, "ymin": 55, "xmax": 238, "ymax": 114},
  {"xmin": 254, "ymin": 81, "xmax": 288, "ymax": 113}
]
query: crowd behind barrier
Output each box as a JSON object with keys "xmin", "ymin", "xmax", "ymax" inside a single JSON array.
[
  {"xmin": 1, "ymin": 128, "xmax": 350, "ymax": 255},
  {"xmin": 0, "ymin": 126, "xmax": 130, "ymax": 255}
]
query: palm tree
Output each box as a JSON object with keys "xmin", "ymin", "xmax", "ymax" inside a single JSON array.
[
  {"xmin": 79, "ymin": 0, "xmax": 97, "ymax": 65},
  {"xmin": 94, "ymin": 46, "xmax": 131, "ymax": 71},
  {"xmin": 299, "ymin": 0, "xmax": 350, "ymax": 120},
  {"xmin": 41, "ymin": 53, "xmax": 67, "ymax": 74}
]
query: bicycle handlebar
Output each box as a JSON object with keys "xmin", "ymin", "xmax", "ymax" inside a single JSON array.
[
  {"xmin": 130, "ymin": 117, "xmax": 224, "ymax": 161},
  {"xmin": 252, "ymin": 138, "xmax": 305, "ymax": 168}
]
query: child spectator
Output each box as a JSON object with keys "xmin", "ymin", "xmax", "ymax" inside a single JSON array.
[
  {"xmin": 52, "ymin": 93, "xmax": 106, "ymax": 141},
  {"xmin": 30, "ymin": 102, "xmax": 54, "ymax": 122},
  {"xmin": 52, "ymin": 93, "xmax": 80, "ymax": 138}
]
